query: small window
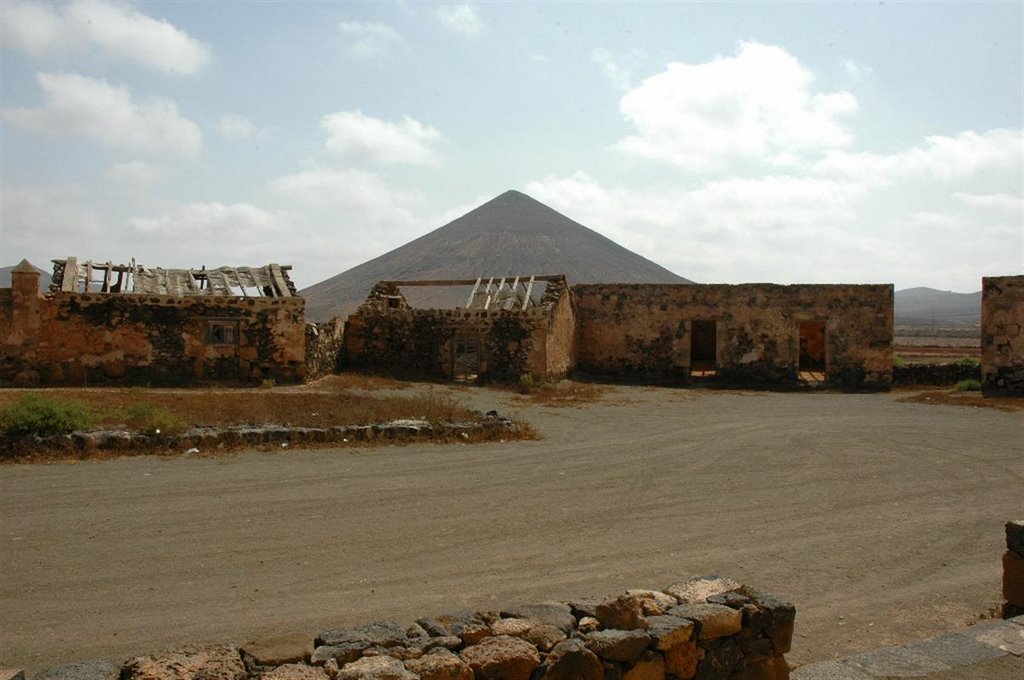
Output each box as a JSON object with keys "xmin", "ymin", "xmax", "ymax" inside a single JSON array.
[{"xmin": 206, "ymin": 320, "xmax": 238, "ymax": 345}]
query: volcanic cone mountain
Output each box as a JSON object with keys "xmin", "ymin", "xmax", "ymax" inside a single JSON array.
[{"xmin": 302, "ymin": 190, "xmax": 688, "ymax": 321}]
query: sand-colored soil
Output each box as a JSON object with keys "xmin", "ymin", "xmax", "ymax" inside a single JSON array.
[{"xmin": 1, "ymin": 384, "xmax": 1020, "ymax": 673}]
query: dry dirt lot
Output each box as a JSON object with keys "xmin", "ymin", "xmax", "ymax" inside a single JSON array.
[{"xmin": 1, "ymin": 384, "xmax": 1021, "ymax": 673}]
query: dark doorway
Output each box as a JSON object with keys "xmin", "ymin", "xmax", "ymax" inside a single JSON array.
[
  {"xmin": 799, "ymin": 321, "xmax": 826, "ymax": 380},
  {"xmin": 690, "ymin": 320, "xmax": 717, "ymax": 377},
  {"xmin": 452, "ymin": 333, "xmax": 481, "ymax": 382}
]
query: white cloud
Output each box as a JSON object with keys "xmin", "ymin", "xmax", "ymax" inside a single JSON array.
[
  {"xmin": 218, "ymin": 113, "xmax": 266, "ymax": 142},
  {"xmin": 0, "ymin": 184, "xmax": 109, "ymax": 267},
  {"xmin": 106, "ymin": 160, "xmax": 161, "ymax": 184},
  {"xmin": 952, "ymin": 192, "xmax": 1024, "ymax": 212},
  {"xmin": 338, "ymin": 21, "xmax": 401, "ymax": 57},
  {"xmin": 320, "ymin": 110, "xmax": 441, "ymax": 165},
  {"xmin": 591, "ymin": 48, "xmax": 647, "ymax": 91},
  {"xmin": 437, "ymin": 4, "xmax": 482, "ymax": 34},
  {"xmin": 841, "ymin": 59, "xmax": 873, "ymax": 81},
  {"xmin": 815, "ymin": 129, "xmax": 1023, "ymax": 183},
  {"xmin": 273, "ymin": 168, "xmax": 420, "ymax": 217},
  {"xmin": 616, "ymin": 41, "xmax": 857, "ymax": 172},
  {"xmin": 129, "ymin": 202, "xmax": 293, "ymax": 264},
  {"xmin": 0, "ymin": 0, "xmax": 211, "ymax": 75},
  {"xmin": 3, "ymin": 72, "xmax": 202, "ymax": 157}
]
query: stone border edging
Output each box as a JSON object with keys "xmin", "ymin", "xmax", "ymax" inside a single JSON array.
[{"xmin": 18, "ymin": 576, "xmax": 794, "ymax": 680}]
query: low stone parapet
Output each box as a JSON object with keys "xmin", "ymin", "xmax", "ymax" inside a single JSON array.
[
  {"xmin": 29, "ymin": 577, "xmax": 793, "ymax": 680},
  {"xmin": 1004, "ymin": 520, "xmax": 1024, "ymax": 618}
]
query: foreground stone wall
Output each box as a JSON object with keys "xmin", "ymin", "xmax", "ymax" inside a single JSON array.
[
  {"xmin": 27, "ymin": 577, "xmax": 794, "ymax": 680},
  {"xmin": 1004, "ymin": 521, "xmax": 1024, "ymax": 618},
  {"xmin": 573, "ymin": 284, "xmax": 893, "ymax": 389},
  {"xmin": 1, "ymin": 267, "xmax": 305, "ymax": 386},
  {"xmin": 981, "ymin": 276, "xmax": 1024, "ymax": 393},
  {"xmin": 344, "ymin": 279, "xmax": 576, "ymax": 382}
]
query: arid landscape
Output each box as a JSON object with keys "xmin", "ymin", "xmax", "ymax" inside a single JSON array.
[{"xmin": 1, "ymin": 380, "xmax": 1020, "ymax": 675}]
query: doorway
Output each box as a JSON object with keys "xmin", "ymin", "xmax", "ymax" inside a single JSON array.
[
  {"xmin": 799, "ymin": 321, "xmax": 826, "ymax": 381},
  {"xmin": 690, "ymin": 320, "xmax": 717, "ymax": 377},
  {"xmin": 452, "ymin": 333, "xmax": 481, "ymax": 382}
]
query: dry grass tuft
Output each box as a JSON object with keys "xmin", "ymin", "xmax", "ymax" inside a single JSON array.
[{"xmin": 510, "ymin": 380, "xmax": 609, "ymax": 406}]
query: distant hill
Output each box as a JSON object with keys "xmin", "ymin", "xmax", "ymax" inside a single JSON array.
[
  {"xmin": 302, "ymin": 189, "xmax": 689, "ymax": 321},
  {"xmin": 0, "ymin": 263, "xmax": 51, "ymax": 290},
  {"xmin": 894, "ymin": 287, "xmax": 981, "ymax": 326}
]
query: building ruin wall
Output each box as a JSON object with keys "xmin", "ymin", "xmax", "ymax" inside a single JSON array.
[
  {"xmin": 2, "ymin": 268, "xmax": 305, "ymax": 386},
  {"xmin": 573, "ymin": 283, "xmax": 893, "ymax": 389},
  {"xmin": 981, "ymin": 275, "xmax": 1024, "ymax": 393}
]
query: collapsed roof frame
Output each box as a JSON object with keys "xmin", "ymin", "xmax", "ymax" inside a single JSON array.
[
  {"xmin": 50, "ymin": 257, "xmax": 297, "ymax": 298},
  {"xmin": 380, "ymin": 275, "xmax": 566, "ymax": 311}
]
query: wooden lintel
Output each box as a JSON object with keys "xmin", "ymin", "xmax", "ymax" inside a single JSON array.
[{"xmin": 269, "ymin": 264, "xmax": 291, "ymax": 298}]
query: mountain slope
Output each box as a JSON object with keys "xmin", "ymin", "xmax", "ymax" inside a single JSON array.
[
  {"xmin": 0, "ymin": 263, "xmax": 51, "ymax": 290},
  {"xmin": 894, "ymin": 287, "xmax": 981, "ymax": 325},
  {"xmin": 302, "ymin": 190, "xmax": 688, "ymax": 321}
]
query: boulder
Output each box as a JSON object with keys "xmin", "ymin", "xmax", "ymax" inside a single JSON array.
[
  {"xmin": 625, "ymin": 590, "xmax": 678, "ymax": 616},
  {"xmin": 666, "ymin": 603, "xmax": 742, "ymax": 640},
  {"xmin": 261, "ymin": 664, "xmax": 329, "ymax": 680},
  {"xmin": 584, "ymin": 629, "xmax": 651, "ymax": 663},
  {"xmin": 595, "ymin": 594, "xmax": 648, "ymax": 631},
  {"xmin": 335, "ymin": 656, "xmax": 416, "ymax": 680},
  {"xmin": 524, "ymin": 624, "xmax": 566, "ymax": 652},
  {"xmin": 490, "ymin": 618, "xmax": 533, "ymax": 637},
  {"xmin": 622, "ymin": 652, "xmax": 665, "ymax": 680},
  {"xmin": 458, "ymin": 635, "xmax": 541, "ymax": 680},
  {"xmin": 403, "ymin": 649, "xmax": 474, "ymax": 680},
  {"xmin": 664, "ymin": 576, "xmax": 740, "ymax": 605},
  {"xmin": 644, "ymin": 615, "xmax": 694, "ymax": 651},
  {"xmin": 122, "ymin": 645, "xmax": 246, "ymax": 680},
  {"xmin": 540, "ymin": 639, "xmax": 604, "ymax": 680},
  {"xmin": 502, "ymin": 603, "xmax": 575, "ymax": 633},
  {"xmin": 317, "ymin": 622, "xmax": 408, "ymax": 649},
  {"xmin": 241, "ymin": 633, "xmax": 314, "ymax": 669}
]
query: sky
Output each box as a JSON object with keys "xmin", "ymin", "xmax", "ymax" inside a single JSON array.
[{"xmin": 1, "ymin": 1, "xmax": 1021, "ymax": 293}]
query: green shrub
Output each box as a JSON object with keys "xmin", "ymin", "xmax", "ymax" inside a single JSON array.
[
  {"xmin": 0, "ymin": 395, "xmax": 95, "ymax": 437},
  {"xmin": 893, "ymin": 355, "xmax": 907, "ymax": 368},
  {"xmin": 518, "ymin": 373, "xmax": 534, "ymax": 394},
  {"xmin": 953, "ymin": 378, "xmax": 981, "ymax": 392},
  {"xmin": 955, "ymin": 356, "xmax": 980, "ymax": 367},
  {"xmin": 260, "ymin": 378, "xmax": 276, "ymax": 389},
  {"xmin": 124, "ymin": 403, "xmax": 187, "ymax": 436}
]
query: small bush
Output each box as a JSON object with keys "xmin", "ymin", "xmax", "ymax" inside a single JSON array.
[
  {"xmin": 260, "ymin": 378, "xmax": 276, "ymax": 389},
  {"xmin": 518, "ymin": 373, "xmax": 534, "ymax": 394},
  {"xmin": 954, "ymin": 379, "xmax": 981, "ymax": 392},
  {"xmin": 0, "ymin": 395, "xmax": 95, "ymax": 437},
  {"xmin": 955, "ymin": 356, "xmax": 980, "ymax": 367},
  {"xmin": 124, "ymin": 403, "xmax": 187, "ymax": 436},
  {"xmin": 893, "ymin": 355, "xmax": 907, "ymax": 368}
]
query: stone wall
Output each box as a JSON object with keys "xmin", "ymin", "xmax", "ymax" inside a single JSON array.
[
  {"xmin": 344, "ymin": 279, "xmax": 576, "ymax": 383},
  {"xmin": 573, "ymin": 283, "xmax": 893, "ymax": 389},
  {"xmin": 2, "ymin": 267, "xmax": 305, "ymax": 386},
  {"xmin": 26, "ymin": 577, "xmax": 794, "ymax": 680},
  {"xmin": 1004, "ymin": 521, "xmax": 1024, "ymax": 618},
  {"xmin": 305, "ymin": 318, "xmax": 345, "ymax": 380},
  {"xmin": 892, "ymin": 362, "xmax": 980, "ymax": 387},
  {"xmin": 981, "ymin": 276, "xmax": 1024, "ymax": 393}
]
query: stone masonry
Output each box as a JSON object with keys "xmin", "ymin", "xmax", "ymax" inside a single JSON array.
[
  {"xmin": 1, "ymin": 261, "xmax": 305, "ymax": 386},
  {"xmin": 981, "ymin": 275, "xmax": 1024, "ymax": 393},
  {"xmin": 1004, "ymin": 521, "xmax": 1024, "ymax": 618},
  {"xmin": 23, "ymin": 577, "xmax": 794, "ymax": 680}
]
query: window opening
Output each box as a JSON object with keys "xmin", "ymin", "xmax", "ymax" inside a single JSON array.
[
  {"xmin": 206, "ymin": 320, "xmax": 239, "ymax": 346},
  {"xmin": 799, "ymin": 321, "xmax": 826, "ymax": 382},
  {"xmin": 452, "ymin": 333, "xmax": 481, "ymax": 382},
  {"xmin": 690, "ymin": 320, "xmax": 717, "ymax": 377}
]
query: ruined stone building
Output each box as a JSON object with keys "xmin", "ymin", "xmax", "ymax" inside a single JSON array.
[
  {"xmin": 344, "ymin": 277, "xmax": 894, "ymax": 389},
  {"xmin": 1, "ymin": 258, "xmax": 306, "ymax": 385},
  {"xmin": 981, "ymin": 275, "xmax": 1024, "ymax": 393}
]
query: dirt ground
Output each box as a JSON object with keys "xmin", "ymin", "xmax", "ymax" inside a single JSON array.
[{"xmin": 1, "ymin": 384, "xmax": 1021, "ymax": 674}]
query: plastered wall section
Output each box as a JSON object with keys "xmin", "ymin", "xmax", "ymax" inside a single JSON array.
[
  {"xmin": 573, "ymin": 283, "xmax": 893, "ymax": 388},
  {"xmin": 2, "ymin": 270, "xmax": 305, "ymax": 386},
  {"xmin": 981, "ymin": 276, "xmax": 1024, "ymax": 393}
]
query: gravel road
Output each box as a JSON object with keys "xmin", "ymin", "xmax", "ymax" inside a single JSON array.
[{"xmin": 1, "ymin": 385, "xmax": 1020, "ymax": 673}]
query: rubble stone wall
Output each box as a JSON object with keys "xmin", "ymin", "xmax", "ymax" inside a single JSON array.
[
  {"xmin": 573, "ymin": 283, "xmax": 893, "ymax": 389},
  {"xmin": 305, "ymin": 318, "xmax": 345, "ymax": 380},
  {"xmin": 27, "ymin": 577, "xmax": 794, "ymax": 680},
  {"xmin": 2, "ymin": 269, "xmax": 305, "ymax": 386},
  {"xmin": 1004, "ymin": 521, "xmax": 1024, "ymax": 618},
  {"xmin": 981, "ymin": 276, "xmax": 1024, "ymax": 393},
  {"xmin": 343, "ymin": 280, "xmax": 576, "ymax": 382}
]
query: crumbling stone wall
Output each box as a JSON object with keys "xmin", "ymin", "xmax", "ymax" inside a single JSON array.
[
  {"xmin": 2, "ymin": 266, "xmax": 305, "ymax": 386},
  {"xmin": 305, "ymin": 318, "xmax": 345, "ymax": 380},
  {"xmin": 573, "ymin": 283, "xmax": 893, "ymax": 389},
  {"xmin": 27, "ymin": 577, "xmax": 794, "ymax": 680},
  {"xmin": 344, "ymin": 279, "xmax": 576, "ymax": 382},
  {"xmin": 981, "ymin": 276, "xmax": 1024, "ymax": 393}
]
